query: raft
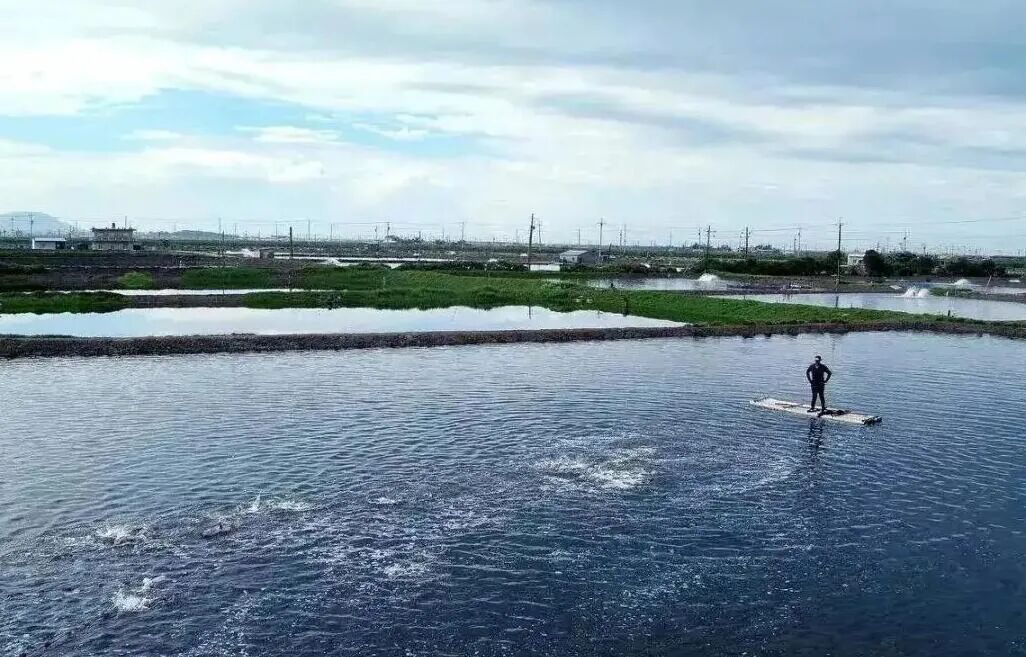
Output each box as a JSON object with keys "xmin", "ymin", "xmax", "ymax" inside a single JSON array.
[{"xmin": 750, "ymin": 397, "xmax": 882, "ymax": 425}]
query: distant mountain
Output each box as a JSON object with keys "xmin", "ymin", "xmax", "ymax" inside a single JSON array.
[{"xmin": 0, "ymin": 212, "xmax": 74, "ymax": 237}]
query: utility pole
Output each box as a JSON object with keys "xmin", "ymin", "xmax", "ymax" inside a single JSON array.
[
  {"xmin": 526, "ymin": 213, "xmax": 536, "ymax": 268},
  {"xmin": 460, "ymin": 221, "xmax": 466, "ymax": 243},
  {"xmin": 577, "ymin": 228, "xmax": 581, "ymax": 245},
  {"xmin": 704, "ymin": 225, "xmax": 712, "ymax": 269},
  {"xmin": 835, "ymin": 220, "xmax": 843, "ymax": 290},
  {"xmin": 537, "ymin": 221, "xmax": 542, "ymax": 245},
  {"xmin": 797, "ymin": 227, "xmax": 802, "ymax": 255},
  {"xmin": 744, "ymin": 226, "xmax": 751, "ymax": 258},
  {"xmin": 289, "ymin": 226, "xmax": 294, "ymax": 260}
]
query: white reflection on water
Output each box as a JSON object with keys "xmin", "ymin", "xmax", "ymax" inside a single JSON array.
[
  {"xmin": 729, "ymin": 292, "xmax": 1026, "ymax": 321},
  {"xmin": 0, "ymin": 305, "xmax": 683, "ymax": 337}
]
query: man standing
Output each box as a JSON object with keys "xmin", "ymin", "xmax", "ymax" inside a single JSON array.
[{"xmin": 806, "ymin": 355, "xmax": 832, "ymax": 412}]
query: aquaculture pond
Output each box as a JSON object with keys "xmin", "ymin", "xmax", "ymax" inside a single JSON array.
[
  {"xmin": 727, "ymin": 292, "xmax": 1026, "ymax": 321},
  {"xmin": 3, "ymin": 332, "xmax": 1025, "ymax": 656},
  {"xmin": 590, "ymin": 274, "xmax": 733, "ymax": 291},
  {"xmin": 0, "ymin": 306, "xmax": 681, "ymax": 337}
]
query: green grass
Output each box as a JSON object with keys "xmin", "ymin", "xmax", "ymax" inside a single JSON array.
[
  {"xmin": 117, "ymin": 271, "xmax": 155, "ymax": 289},
  {"xmin": 0, "ymin": 268, "xmax": 995, "ymax": 329},
  {"xmin": 0, "ymin": 292, "xmax": 128, "ymax": 315},
  {"xmin": 181, "ymin": 267, "xmax": 273, "ymax": 289},
  {"xmin": 248, "ymin": 268, "xmax": 949, "ymax": 326}
]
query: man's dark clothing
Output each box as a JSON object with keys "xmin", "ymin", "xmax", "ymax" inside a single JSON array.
[{"xmin": 806, "ymin": 362, "xmax": 831, "ymax": 410}]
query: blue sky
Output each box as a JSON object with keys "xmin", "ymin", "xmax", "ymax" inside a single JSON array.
[{"xmin": 2, "ymin": 1, "xmax": 1026, "ymax": 252}]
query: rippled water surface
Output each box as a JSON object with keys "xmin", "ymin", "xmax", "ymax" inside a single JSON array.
[
  {"xmin": 0, "ymin": 306, "xmax": 680, "ymax": 337},
  {"xmin": 728, "ymin": 292, "xmax": 1026, "ymax": 321},
  {"xmin": 3, "ymin": 333, "xmax": 1026, "ymax": 656}
]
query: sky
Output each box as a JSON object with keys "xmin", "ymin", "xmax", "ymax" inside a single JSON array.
[{"xmin": 2, "ymin": 1, "xmax": 1026, "ymax": 253}]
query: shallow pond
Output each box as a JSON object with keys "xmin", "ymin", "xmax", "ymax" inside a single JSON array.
[
  {"xmin": 2, "ymin": 332, "xmax": 1025, "ymax": 655},
  {"xmin": 96, "ymin": 288, "xmax": 311, "ymax": 296},
  {"xmin": 727, "ymin": 292, "xmax": 1026, "ymax": 321},
  {"xmin": 0, "ymin": 305, "xmax": 681, "ymax": 337}
]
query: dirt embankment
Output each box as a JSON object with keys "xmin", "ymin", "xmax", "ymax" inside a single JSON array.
[{"xmin": 2, "ymin": 321, "xmax": 1022, "ymax": 359}]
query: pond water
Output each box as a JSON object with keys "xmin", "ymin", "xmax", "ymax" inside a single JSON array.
[
  {"xmin": 0, "ymin": 306, "xmax": 681, "ymax": 337},
  {"xmin": 2, "ymin": 332, "xmax": 1025, "ymax": 656},
  {"xmin": 82, "ymin": 288, "xmax": 312, "ymax": 296},
  {"xmin": 590, "ymin": 274, "xmax": 734, "ymax": 291},
  {"xmin": 727, "ymin": 292, "xmax": 1026, "ymax": 321}
]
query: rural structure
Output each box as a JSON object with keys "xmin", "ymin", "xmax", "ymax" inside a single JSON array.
[
  {"xmin": 559, "ymin": 249, "xmax": 601, "ymax": 265},
  {"xmin": 90, "ymin": 224, "xmax": 137, "ymax": 251}
]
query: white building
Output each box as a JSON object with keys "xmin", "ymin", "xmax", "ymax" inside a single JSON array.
[
  {"xmin": 846, "ymin": 252, "xmax": 866, "ymax": 267},
  {"xmin": 31, "ymin": 237, "xmax": 67, "ymax": 250}
]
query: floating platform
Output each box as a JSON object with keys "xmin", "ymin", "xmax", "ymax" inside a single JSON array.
[{"xmin": 750, "ymin": 397, "xmax": 882, "ymax": 425}]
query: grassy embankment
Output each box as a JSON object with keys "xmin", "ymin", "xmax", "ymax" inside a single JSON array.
[
  {"xmin": 243, "ymin": 267, "xmax": 964, "ymax": 326},
  {"xmin": 0, "ymin": 266, "xmax": 1009, "ymax": 328},
  {"xmin": 0, "ymin": 292, "xmax": 128, "ymax": 314}
]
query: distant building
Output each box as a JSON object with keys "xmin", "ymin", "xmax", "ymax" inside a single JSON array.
[
  {"xmin": 31, "ymin": 237, "xmax": 67, "ymax": 250},
  {"xmin": 846, "ymin": 252, "xmax": 866, "ymax": 267},
  {"xmin": 91, "ymin": 223, "xmax": 137, "ymax": 251},
  {"xmin": 559, "ymin": 249, "xmax": 601, "ymax": 265},
  {"xmin": 258, "ymin": 247, "xmax": 276, "ymax": 259}
]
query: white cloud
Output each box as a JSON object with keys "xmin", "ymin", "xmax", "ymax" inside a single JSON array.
[
  {"xmin": 125, "ymin": 129, "xmax": 184, "ymax": 141},
  {"xmin": 352, "ymin": 123, "xmax": 430, "ymax": 141},
  {"xmin": 0, "ymin": 1, "xmax": 1025, "ymax": 250},
  {"xmin": 241, "ymin": 126, "xmax": 342, "ymax": 145}
]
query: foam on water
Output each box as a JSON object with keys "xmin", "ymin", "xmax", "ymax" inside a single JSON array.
[
  {"xmin": 697, "ymin": 273, "xmax": 722, "ymax": 284},
  {"xmin": 112, "ymin": 576, "xmax": 167, "ymax": 613},
  {"xmin": 536, "ymin": 450, "xmax": 653, "ymax": 491},
  {"xmin": 96, "ymin": 523, "xmax": 148, "ymax": 546}
]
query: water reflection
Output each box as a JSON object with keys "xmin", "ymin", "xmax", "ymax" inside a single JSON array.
[
  {"xmin": 0, "ymin": 305, "xmax": 683, "ymax": 337},
  {"xmin": 726, "ymin": 292, "xmax": 1026, "ymax": 321}
]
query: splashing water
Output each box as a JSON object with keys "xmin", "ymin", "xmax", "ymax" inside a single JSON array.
[
  {"xmin": 697, "ymin": 273, "xmax": 722, "ymax": 284},
  {"xmin": 953, "ymin": 278, "xmax": 974, "ymax": 288},
  {"xmin": 902, "ymin": 287, "xmax": 931, "ymax": 298}
]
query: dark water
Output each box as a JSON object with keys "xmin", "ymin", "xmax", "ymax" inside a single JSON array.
[
  {"xmin": 727, "ymin": 292, "xmax": 1026, "ymax": 321},
  {"xmin": 2, "ymin": 333, "xmax": 1025, "ymax": 656},
  {"xmin": 0, "ymin": 306, "xmax": 680, "ymax": 337}
]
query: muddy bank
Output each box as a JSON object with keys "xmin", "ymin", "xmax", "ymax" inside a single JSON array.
[{"xmin": 2, "ymin": 321, "xmax": 1022, "ymax": 359}]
